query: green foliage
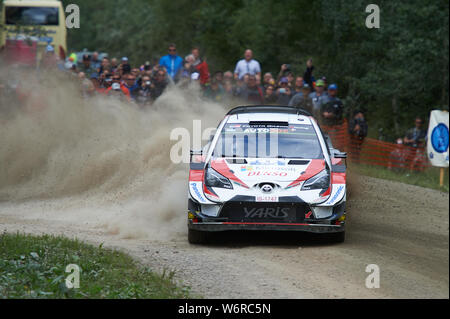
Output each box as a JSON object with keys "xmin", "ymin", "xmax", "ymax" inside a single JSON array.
[
  {"xmin": 0, "ymin": 233, "xmax": 191, "ymax": 299},
  {"xmin": 60, "ymin": 0, "xmax": 448, "ymax": 140},
  {"xmin": 351, "ymin": 163, "xmax": 449, "ymax": 193}
]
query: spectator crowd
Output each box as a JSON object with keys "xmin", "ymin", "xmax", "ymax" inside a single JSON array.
[
  {"xmin": 2, "ymin": 42, "xmax": 429, "ymax": 171},
  {"xmin": 40, "ymin": 43, "xmax": 348, "ymax": 128}
]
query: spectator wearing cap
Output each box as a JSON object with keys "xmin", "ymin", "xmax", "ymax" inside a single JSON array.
[
  {"xmin": 309, "ymin": 79, "xmax": 328, "ymax": 118},
  {"xmin": 320, "ymin": 83, "xmax": 344, "ymax": 126},
  {"xmin": 234, "ymin": 49, "xmax": 261, "ymax": 82},
  {"xmin": 192, "ymin": 47, "xmax": 210, "ymax": 85},
  {"xmin": 159, "ymin": 44, "xmax": 183, "ymax": 82},
  {"xmin": 289, "ymin": 83, "xmax": 313, "ymax": 114},
  {"xmin": 121, "ymin": 57, "xmax": 131, "ymax": 75},
  {"xmin": 105, "ymin": 74, "xmax": 131, "ymax": 101}
]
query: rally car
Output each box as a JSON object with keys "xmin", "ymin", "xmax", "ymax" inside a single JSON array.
[{"xmin": 187, "ymin": 105, "xmax": 347, "ymax": 244}]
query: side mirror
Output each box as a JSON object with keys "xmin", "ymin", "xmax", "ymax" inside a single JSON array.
[
  {"xmin": 334, "ymin": 151, "xmax": 347, "ymax": 159},
  {"xmin": 190, "ymin": 149, "xmax": 203, "ymax": 164}
]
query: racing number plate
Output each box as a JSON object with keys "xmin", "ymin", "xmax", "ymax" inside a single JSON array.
[{"xmin": 255, "ymin": 196, "xmax": 279, "ymax": 202}]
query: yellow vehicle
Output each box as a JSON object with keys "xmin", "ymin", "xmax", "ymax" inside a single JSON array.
[{"xmin": 1, "ymin": 0, "xmax": 67, "ymax": 62}]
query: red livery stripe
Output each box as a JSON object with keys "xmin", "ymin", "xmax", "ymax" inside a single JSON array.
[
  {"xmin": 287, "ymin": 159, "xmax": 325, "ymax": 188},
  {"xmin": 211, "ymin": 158, "xmax": 249, "ymax": 188},
  {"xmin": 189, "ymin": 170, "xmax": 204, "ymax": 182},
  {"xmin": 331, "ymin": 172, "xmax": 346, "ymax": 184}
]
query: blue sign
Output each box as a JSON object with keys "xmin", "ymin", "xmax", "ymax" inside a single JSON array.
[{"xmin": 431, "ymin": 123, "xmax": 449, "ymax": 153}]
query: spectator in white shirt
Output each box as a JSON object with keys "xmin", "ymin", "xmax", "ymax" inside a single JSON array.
[{"xmin": 234, "ymin": 49, "xmax": 261, "ymax": 82}]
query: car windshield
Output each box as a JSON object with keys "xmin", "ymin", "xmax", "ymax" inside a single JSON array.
[
  {"xmin": 213, "ymin": 122, "xmax": 324, "ymax": 159},
  {"xmin": 5, "ymin": 6, "xmax": 59, "ymax": 26}
]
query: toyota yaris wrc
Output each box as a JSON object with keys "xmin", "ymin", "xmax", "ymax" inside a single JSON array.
[{"xmin": 187, "ymin": 106, "xmax": 347, "ymax": 244}]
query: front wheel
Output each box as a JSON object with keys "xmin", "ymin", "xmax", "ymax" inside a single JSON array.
[{"xmin": 188, "ymin": 229, "xmax": 210, "ymax": 244}]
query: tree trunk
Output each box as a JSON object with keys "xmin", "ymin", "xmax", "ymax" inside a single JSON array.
[{"xmin": 392, "ymin": 95, "xmax": 400, "ymax": 136}]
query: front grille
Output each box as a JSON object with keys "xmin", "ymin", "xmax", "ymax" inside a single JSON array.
[{"xmin": 219, "ymin": 202, "xmax": 310, "ymax": 223}]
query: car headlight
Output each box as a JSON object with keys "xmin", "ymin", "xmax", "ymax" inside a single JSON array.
[
  {"xmin": 205, "ymin": 167, "xmax": 233, "ymax": 190},
  {"xmin": 301, "ymin": 169, "xmax": 330, "ymax": 190}
]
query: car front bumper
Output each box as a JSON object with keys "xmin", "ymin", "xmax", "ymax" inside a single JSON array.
[{"xmin": 188, "ymin": 220, "xmax": 345, "ymax": 233}]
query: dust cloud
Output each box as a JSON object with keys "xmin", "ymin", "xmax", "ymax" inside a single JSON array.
[{"xmin": 0, "ymin": 68, "xmax": 227, "ymax": 240}]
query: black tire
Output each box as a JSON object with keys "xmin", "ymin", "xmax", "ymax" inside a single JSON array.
[
  {"xmin": 188, "ymin": 229, "xmax": 209, "ymax": 244},
  {"xmin": 329, "ymin": 231, "xmax": 345, "ymax": 243}
]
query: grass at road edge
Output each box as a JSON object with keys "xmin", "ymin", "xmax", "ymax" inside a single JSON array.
[
  {"xmin": 350, "ymin": 163, "xmax": 449, "ymax": 193},
  {"xmin": 0, "ymin": 232, "xmax": 192, "ymax": 299}
]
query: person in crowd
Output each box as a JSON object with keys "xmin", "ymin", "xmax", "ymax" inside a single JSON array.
[
  {"xmin": 181, "ymin": 54, "xmax": 197, "ymax": 80},
  {"xmin": 80, "ymin": 54, "xmax": 95, "ymax": 74},
  {"xmin": 293, "ymin": 76, "xmax": 304, "ymax": 94},
  {"xmin": 159, "ymin": 43, "xmax": 183, "ymax": 82},
  {"xmin": 276, "ymin": 64, "xmax": 292, "ymax": 84},
  {"xmin": 320, "ymin": 83, "xmax": 343, "ymax": 126},
  {"xmin": 121, "ymin": 57, "xmax": 131, "ymax": 75},
  {"xmin": 124, "ymin": 73, "xmax": 139, "ymax": 99},
  {"xmin": 320, "ymin": 76, "xmax": 328, "ymax": 91},
  {"xmin": 99, "ymin": 57, "xmax": 110, "ymax": 75},
  {"xmin": 286, "ymin": 71, "xmax": 295, "ymax": 88},
  {"xmin": 264, "ymin": 85, "xmax": 277, "ymax": 104},
  {"xmin": 237, "ymin": 74, "xmax": 264, "ymax": 104},
  {"xmin": 275, "ymin": 77, "xmax": 292, "ymax": 105},
  {"xmin": 150, "ymin": 69, "xmax": 169, "ymax": 101},
  {"xmin": 234, "ymin": 49, "xmax": 261, "ymax": 82},
  {"xmin": 303, "ymin": 58, "xmax": 315, "ymax": 88},
  {"xmin": 213, "ymin": 71, "xmax": 224, "ymax": 85},
  {"xmin": 223, "ymin": 80, "xmax": 234, "ymax": 96},
  {"xmin": 135, "ymin": 75, "xmax": 152, "ymax": 107},
  {"xmin": 263, "ymin": 72, "xmax": 275, "ymax": 88},
  {"xmin": 91, "ymin": 52, "xmax": 101, "ymax": 71},
  {"xmin": 403, "ymin": 117, "xmax": 427, "ymax": 148},
  {"xmin": 105, "ymin": 74, "xmax": 131, "ymax": 100},
  {"xmin": 204, "ymin": 79, "xmax": 225, "ymax": 102},
  {"xmin": 223, "ymin": 71, "xmax": 234, "ymax": 83},
  {"xmin": 309, "ymin": 79, "xmax": 328, "ymax": 118},
  {"xmin": 110, "ymin": 58, "xmax": 119, "ymax": 73},
  {"xmin": 289, "ymin": 83, "xmax": 313, "ymax": 114},
  {"xmin": 191, "ymin": 47, "xmax": 210, "ymax": 85},
  {"xmin": 348, "ymin": 110, "xmax": 368, "ymax": 163},
  {"xmin": 403, "ymin": 116, "xmax": 428, "ymax": 172}
]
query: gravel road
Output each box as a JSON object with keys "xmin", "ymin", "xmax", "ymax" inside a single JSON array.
[{"xmin": 0, "ymin": 175, "xmax": 448, "ymax": 299}]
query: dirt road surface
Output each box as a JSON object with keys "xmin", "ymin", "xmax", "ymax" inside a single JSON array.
[{"xmin": 0, "ymin": 175, "xmax": 448, "ymax": 299}]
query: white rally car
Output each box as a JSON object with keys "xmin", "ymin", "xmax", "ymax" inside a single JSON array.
[{"xmin": 187, "ymin": 106, "xmax": 347, "ymax": 244}]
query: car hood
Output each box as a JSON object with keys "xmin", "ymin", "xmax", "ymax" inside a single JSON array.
[{"xmin": 210, "ymin": 158, "xmax": 325, "ymax": 188}]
